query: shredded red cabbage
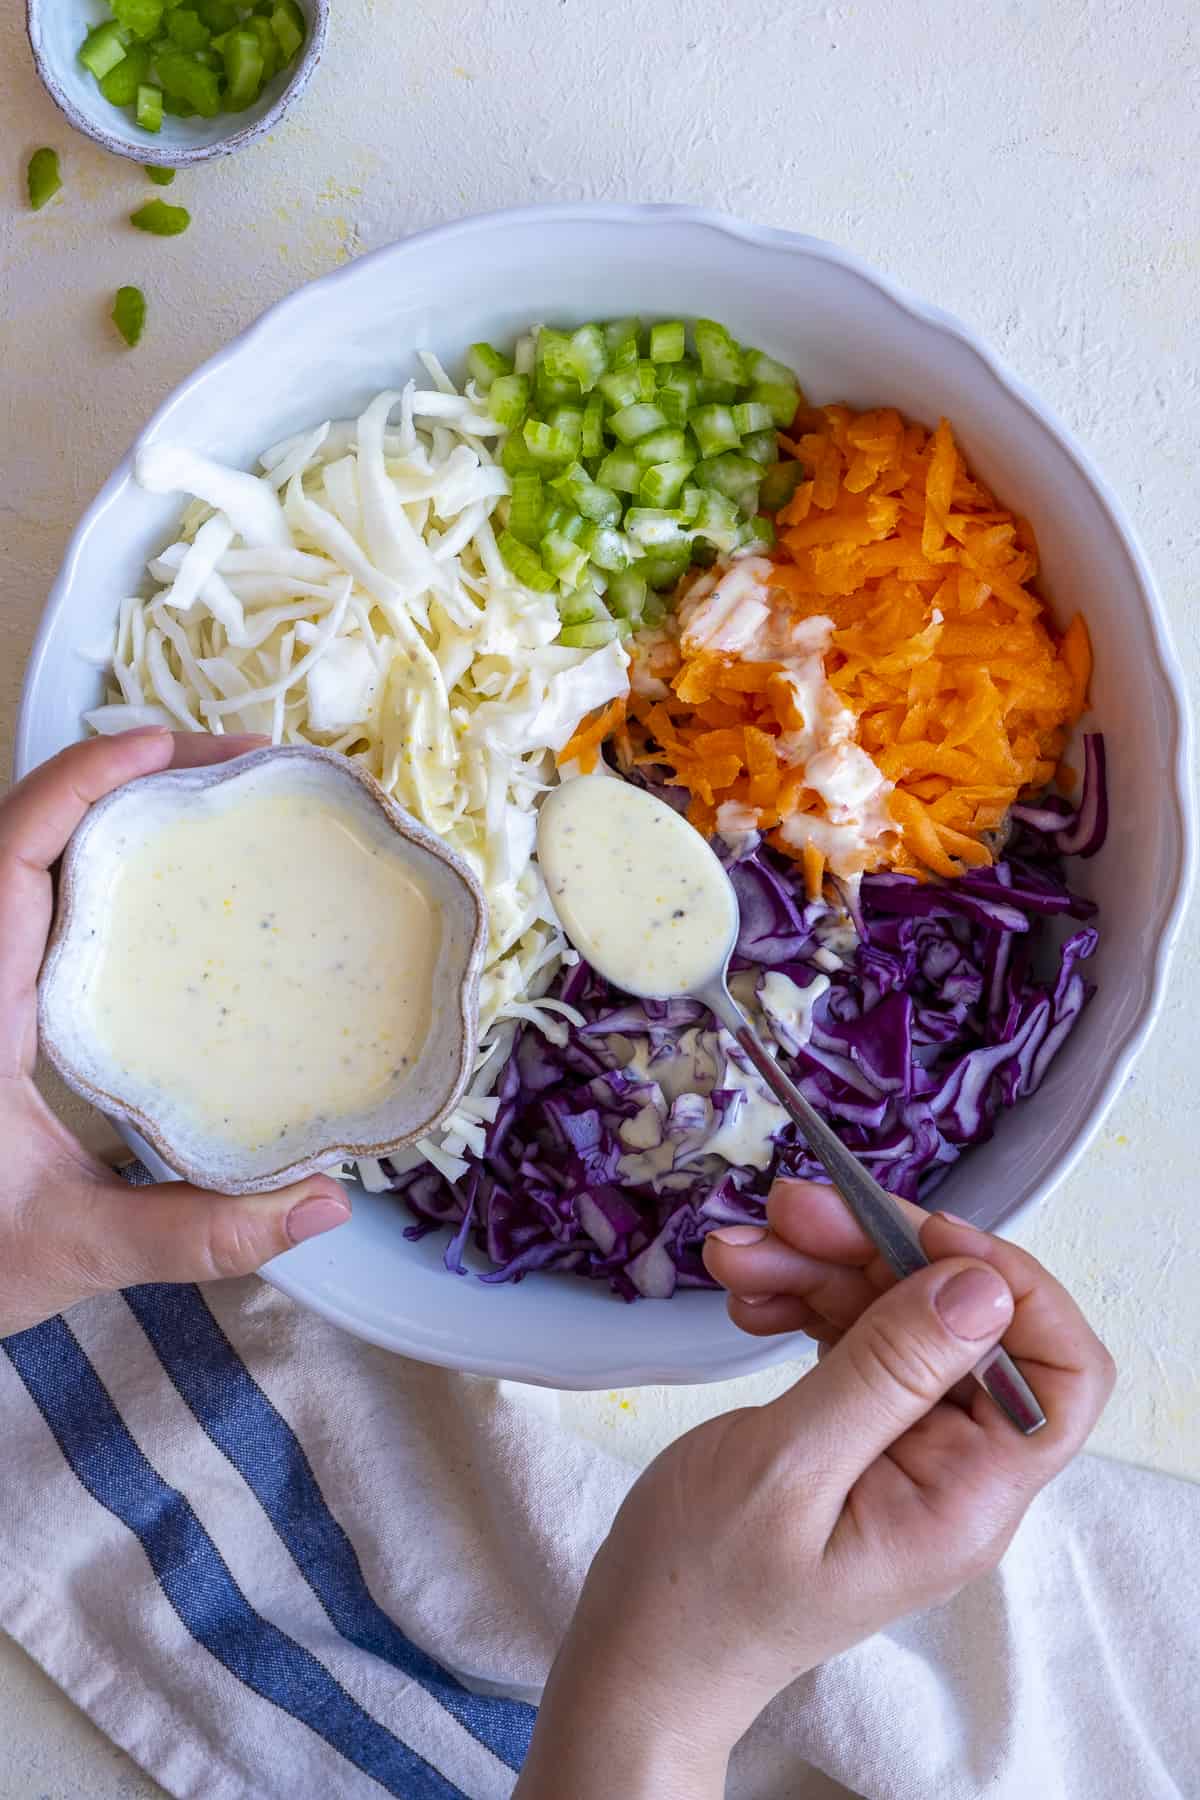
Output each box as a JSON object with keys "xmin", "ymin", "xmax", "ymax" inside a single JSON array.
[{"xmin": 391, "ymin": 737, "xmax": 1106, "ymax": 1300}]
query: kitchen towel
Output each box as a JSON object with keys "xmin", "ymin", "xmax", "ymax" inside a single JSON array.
[{"xmin": 1, "ymin": 1265, "xmax": 1196, "ymax": 1800}]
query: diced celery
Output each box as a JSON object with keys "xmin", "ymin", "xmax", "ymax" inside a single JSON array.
[
  {"xmin": 638, "ymin": 460, "xmax": 694, "ymax": 508},
  {"xmin": 466, "ymin": 342, "xmax": 512, "ymax": 390},
  {"xmin": 270, "ymin": 0, "xmax": 304, "ymax": 59},
  {"xmin": 500, "ymin": 433, "xmax": 540, "ymax": 476},
  {"xmin": 656, "ymin": 388, "xmax": 688, "ymax": 427},
  {"xmin": 689, "ymin": 404, "xmax": 741, "ymax": 458},
  {"xmin": 737, "ymin": 514, "xmax": 777, "ymax": 553},
  {"xmin": 144, "ymin": 165, "xmax": 176, "ymax": 183},
  {"xmin": 541, "ymin": 530, "xmax": 590, "ymax": 586},
  {"xmin": 535, "ymin": 330, "xmax": 582, "ymax": 404},
  {"xmin": 498, "ymin": 530, "xmax": 556, "ymax": 592},
  {"xmin": 100, "ymin": 43, "xmax": 151, "ymax": 105},
  {"xmin": 605, "ymin": 568, "xmax": 648, "ymax": 620},
  {"xmin": 559, "ymin": 620, "xmax": 619, "ymax": 648},
  {"xmin": 691, "ymin": 541, "xmax": 718, "ymax": 568},
  {"xmin": 649, "ymin": 320, "xmax": 686, "ymax": 364},
  {"xmin": 26, "ymin": 148, "xmax": 61, "ymax": 212},
  {"xmin": 111, "ymin": 284, "xmax": 147, "ymax": 346},
  {"xmin": 693, "ymin": 452, "xmax": 762, "ymax": 512},
  {"xmin": 744, "ymin": 348, "xmax": 799, "ymax": 387},
  {"xmin": 597, "ymin": 366, "xmax": 643, "ymax": 411},
  {"xmin": 758, "ymin": 460, "xmax": 805, "ymax": 511},
  {"xmin": 696, "ymin": 377, "xmax": 738, "ymax": 405},
  {"xmin": 580, "ymin": 392, "xmax": 606, "ymax": 459},
  {"xmin": 694, "ymin": 318, "xmax": 745, "ymax": 385},
  {"xmin": 632, "ymin": 426, "xmax": 688, "ymax": 468},
  {"xmin": 161, "ymin": 93, "xmax": 198, "ymax": 115},
  {"xmin": 678, "ymin": 484, "xmax": 702, "ymax": 523},
  {"xmin": 748, "ymin": 380, "xmax": 800, "ymax": 429},
  {"xmin": 636, "ymin": 359, "xmax": 658, "ymax": 401},
  {"xmin": 547, "ymin": 406, "xmax": 583, "ymax": 452},
  {"xmin": 732, "ymin": 401, "xmax": 775, "ymax": 435},
  {"xmin": 507, "ymin": 471, "xmax": 545, "ymax": 545},
  {"xmin": 741, "ymin": 429, "xmax": 777, "ymax": 466},
  {"xmin": 568, "ymin": 323, "xmax": 608, "ymax": 393},
  {"xmin": 603, "ymin": 316, "xmax": 641, "ymax": 366},
  {"xmin": 155, "ymin": 44, "xmax": 222, "ymax": 114},
  {"xmin": 595, "ymin": 447, "xmax": 641, "ymax": 493},
  {"xmin": 522, "ymin": 418, "xmax": 576, "ymax": 464},
  {"xmin": 588, "ymin": 527, "xmax": 633, "ymax": 571},
  {"xmin": 248, "ymin": 15, "xmax": 280, "ymax": 82},
  {"xmin": 537, "ymin": 329, "xmax": 576, "ymax": 383},
  {"xmin": 624, "ymin": 508, "xmax": 689, "ymax": 548},
  {"xmin": 79, "ymin": 21, "xmax": 127, "ymax": 80},
  {"xmin": 638, "ymin": 545, "xmax": 693, "ymax": 590},
  {"xmin": 197, "ymin": 0, "xmax": 238, "ymax": 26},
  {"xmin": 488, "ymin": 372, "xmax": 531, "ymax": 427},
  {"xmin": 608, "ymin": 402, "xmax": 667, "ymax": 445},
  {"xmin": 558, "ymin": 589, "xmax": 602, "ymax": 626},
  {"xmin": 690, "ymin": 489, "xmax": 741, "ymax": 550},
  {"xmin": 641, "ymin": 592, "xmax": 668, "ymax": 627},
  {"xmin": 165, "ymin": 8, "xmax": 212, "ymax": 50},
  {"xmin": 136, "ymin": 83, "xmax": 164, "ymax": 129},
  {"xmin": 657, "ymin": 361, "xmax": 699, "ymax": 405},
  {"xmin": 110, "ymin": 0, "xmax": 164, "ymax": 41},
  {"xmin": 550, "ymin": 463, "xmax": 622, "ymax": 524},
  {"xmin": 130, "ymin": 198, "xmax": 190, "ymax": 235}
]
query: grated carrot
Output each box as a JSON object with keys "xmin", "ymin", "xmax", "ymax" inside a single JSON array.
[{"xmin": 574, "ymin": 407, "xmax": 1087, "ymax": 885}]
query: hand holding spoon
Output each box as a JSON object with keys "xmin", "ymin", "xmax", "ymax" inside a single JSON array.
[{"xmin": 537, "ymin": 773, "xmax": 1045, "ymax": 1436}]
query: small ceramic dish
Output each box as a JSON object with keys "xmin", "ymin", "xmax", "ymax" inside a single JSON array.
[
  {"xmin": 25, "ymin": 0, "xmax": 327, "ymax": 168},
  {"xmin": 38, "ymin": 745, "xmax": 488, "ymax": 1195}
]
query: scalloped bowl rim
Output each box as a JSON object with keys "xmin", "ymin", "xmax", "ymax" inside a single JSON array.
[{"xmin": 16, "ymin": 205, "xmax": 1195, "ymax": 1387}]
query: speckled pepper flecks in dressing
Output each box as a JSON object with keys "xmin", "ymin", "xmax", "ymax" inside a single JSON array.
[
  {"xmin": 536, "ymin": 775, "xmax": 737, "ymax": 997},
  {"xmin": 86, "ymin": 789, "xmax": 441, "ymax": 1151}
]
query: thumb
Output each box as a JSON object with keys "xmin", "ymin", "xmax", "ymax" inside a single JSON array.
[
  {"xmin": 769, "ymin": 1256, "xmax": 1013, "ymax": 1495},
  {"xmin": 68, "ymin": 1170, "xmax": 351, "ymax": 1292}
]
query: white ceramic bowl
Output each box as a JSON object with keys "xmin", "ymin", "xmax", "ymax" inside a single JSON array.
[
  {"xmin": 17, "ymin": 207, "xmax": 1194, "ymax": 1387},
  {"xmin": 26, "ymin": 0, "xmax": 327, "ymax": 167}
]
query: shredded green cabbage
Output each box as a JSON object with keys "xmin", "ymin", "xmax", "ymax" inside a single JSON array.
[{"xmin": 90, "ymin": 353, "xmax": 631, "ymax": 1177}]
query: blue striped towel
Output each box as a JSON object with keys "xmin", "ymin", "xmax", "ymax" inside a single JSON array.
[{"xmin": 2, "ymin": 1198, "xmax": 1198, "ymax": 1798}]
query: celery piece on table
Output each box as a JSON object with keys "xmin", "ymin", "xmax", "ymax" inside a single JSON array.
[
  {"xmin": 130, "ymin": 198, "xmax": 191, "ymax": 235},
  {"xmin": 111, "ymin": 286, "xmax": 147, "ymax": 347},
  {"xmin": 27, "ymin": 148, "xmax": 61, "ymax": 211}
]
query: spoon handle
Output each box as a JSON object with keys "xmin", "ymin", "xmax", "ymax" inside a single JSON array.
[{"xmin": 703, "ymin": 983, "xmax": 1045, "ymax": 1436}]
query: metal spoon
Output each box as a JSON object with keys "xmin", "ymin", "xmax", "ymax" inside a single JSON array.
[{"xmin": 538, "ymin": 779, "xmax": 1045, "ymax": 1436}]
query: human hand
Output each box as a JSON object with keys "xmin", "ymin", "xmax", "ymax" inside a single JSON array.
[
  {"xmin": 516, "ymin": 1179, "xmax": 1113, "ymax": 1798},
  {"xmin": 0, "ymin": 727, "xmax": 350, "ymax": 1339}
]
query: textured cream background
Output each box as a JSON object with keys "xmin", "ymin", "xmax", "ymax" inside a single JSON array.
[{"xmin": 2, "ymin": 0, "xmax": 1198, "ymax": 1792}]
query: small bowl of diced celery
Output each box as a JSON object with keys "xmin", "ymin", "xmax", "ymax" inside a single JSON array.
[{"xmin": 26, "ymin": 0, "xmax": 326, "ymax": 165}]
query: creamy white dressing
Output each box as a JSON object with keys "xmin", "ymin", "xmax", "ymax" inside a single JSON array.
[
  {"xmin": 86, "ymin": 788, "xmax": 441, "ymax": 1152},
  {"xmin": 536, "ymin": 775, "xmax": 737, "ymax": 999},
  {"xmin": 677, "ymin": 559, "xmax": 896, "ymax": 874}
]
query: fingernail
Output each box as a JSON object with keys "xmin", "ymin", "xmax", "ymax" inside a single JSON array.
[
  {"xmin": 735, "ymin": 1294, "xmax": 774, "ymax": 1307},
  {"xmin": 121, "ymin": 724, "xmax": 171, "ymax": 738},
  {"xmin": 287, "ymin": 1191, "xmax": 352, "ymax": 1245},
  {"xmin": 935, "ymin": 1266, "xmax": 1012, "ymax": 1340},
  {"xmin": 709, "ymin": 1225, "xmax": 767, "ymax": 1246},
  {"xmin": 934, "ymin": 1209, "xmax": 984, "ymax": 1236}
]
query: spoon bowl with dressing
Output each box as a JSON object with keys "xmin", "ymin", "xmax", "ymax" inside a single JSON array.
[
  {"xmin": 538, "ymin": 774, "xmax": 1047, "ymax": 1435},
  {"xmin": 39, "ymin": 746, "xmax": 487, "ymax": 1196}
]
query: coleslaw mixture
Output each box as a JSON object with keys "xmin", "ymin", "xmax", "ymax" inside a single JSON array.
[{"xmin": 90, "ymin": 319, "xmax": 1104, "ymax": 1291}]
